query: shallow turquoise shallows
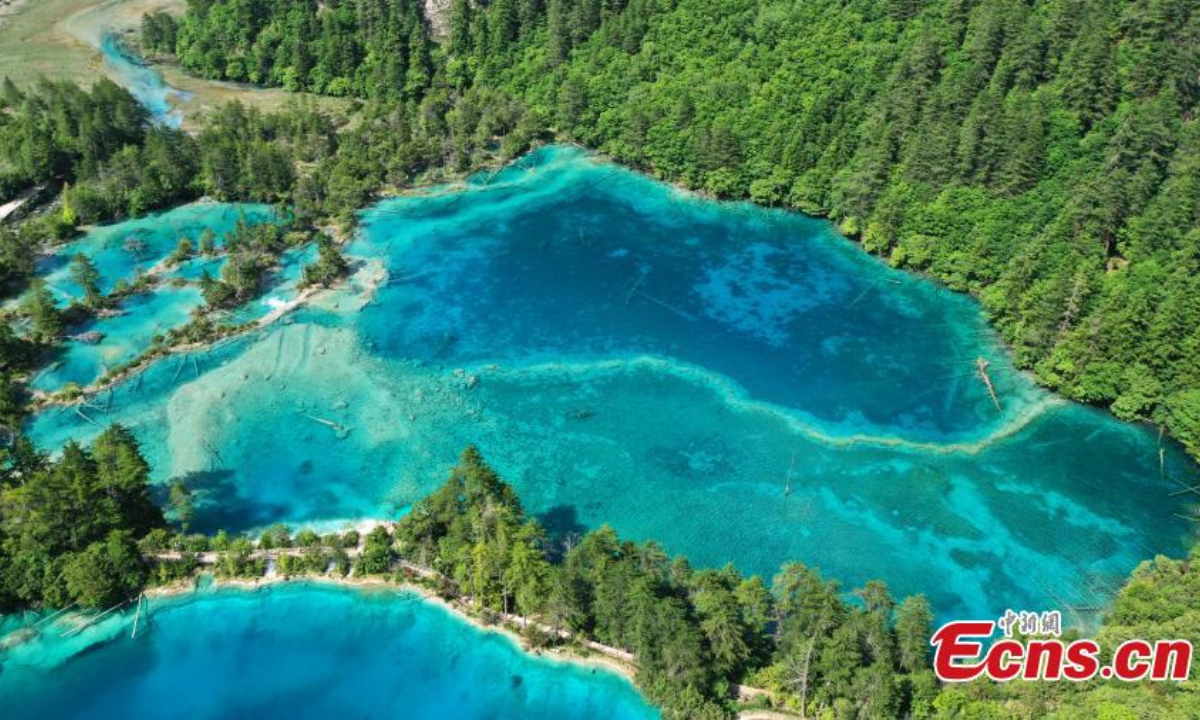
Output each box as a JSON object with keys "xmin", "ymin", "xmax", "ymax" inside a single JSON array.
[
  {"xmin": 31, "ymin": 284, "xmax": 204, "ymax": 391},
  {"xmin": 41, "ymin": 202, "xmax": 274, "ymax": 302},
  {"xmin": 99, "ymin": 33, "xmax": 187, "ymax": 127},
  {"xmin": 28, "ymin": 202, "xmax": 276, "ymax": 391},
  {"xmin": 0, "ymin": 584, "xmax": 656, "ymax": 720},
  {"xmin": 28, "ymin": 147, "xmax": 1199, "ymax": 623}
]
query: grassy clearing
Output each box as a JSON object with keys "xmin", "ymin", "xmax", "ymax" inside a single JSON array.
[
  {"xmin": 0, "ymin": 0, "xmax": 108, "ymax": 86},
  {"xmin": 0, "ymin": 0, "xmax": 352, "ymax": 130}
]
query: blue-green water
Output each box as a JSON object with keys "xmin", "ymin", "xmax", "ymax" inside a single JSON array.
[
  {"xmin": 99, "ymin": 34, "xmax": 187, "ymax": 128},
  {"xmin": 41, "ymin": 203, "xmax": 274, "ymax": 302},
  {"xmin": 27, "ymin": 147, "xmax": 1199, "ymax": 623},
  {"xmin": 31, "ymin": 284, "xmax": 203, "ymax": 391},
  {"xmin": 228, "ymin": 243, "xmax": 320, "ymax": 324},
  {"xmin": 0, "ymin": 584, "xmax": 655, "ymax": 719},
  {"xmin": 27, "ymin": 203, "xmax": 278, "ymax": 391}
]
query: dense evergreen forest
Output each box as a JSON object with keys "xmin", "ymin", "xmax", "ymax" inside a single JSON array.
[
  {"xmin": 0, "ymin": 81, "xmax": 348, "ymax": 431},
  {"xmin": 0, "ymin": 78, "xmax": 333, "ymax": 229},
  {"xmin": 392, "ymin": 447, "xmax": 938, "ymax": 717},
  {"xmin": 156, "ymin": 0, "xmax": 1200, "ymax": 460},
  {"xmin": 0, "ymin": 426, "xmax": 163, "ymax": 610}
]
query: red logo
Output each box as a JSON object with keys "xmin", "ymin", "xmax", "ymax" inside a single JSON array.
[{"xmin": 931, "ymin": 617, "xmax": 1192, "ymax": 682}]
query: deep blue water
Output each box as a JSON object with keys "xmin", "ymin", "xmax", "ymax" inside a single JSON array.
[
  {"xmin": 0, "ymin": 584, "xmax": 656, "ymax": 719},
  {"xmin": 26, "ymin": 147, "xmax": 1199, "ymax": 625}
]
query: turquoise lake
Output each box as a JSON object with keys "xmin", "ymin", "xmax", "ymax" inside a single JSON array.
[
  {"xmin": 26, "ymin": 146, "xmax": 1199, "ymax": 625},
  {"xmin": 32, "ymin": 284, "xmax": 203, "ymax": 391},
  {"xmin": 0, "ymin": 583, "xmax": 655, "ymax": 719}
]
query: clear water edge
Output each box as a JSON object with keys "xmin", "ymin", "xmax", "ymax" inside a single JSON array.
[
  {"xmin": 8, "ymin": 146, "xmax": 1199, "ymax": 714},
  {"xmin": 0, "ymin": 581, "xmax": 656, "ymax": 720},
  {"xmin": 24, "ymin": 147, "xmax": 1199, "ymax": 625},
  {"xmin": 99, "ymin": 33, "xmax": 188, "ymax": 128},
  {"xmin": 31, "ymin": 202, "xmax": 283, "ymax": 392}
]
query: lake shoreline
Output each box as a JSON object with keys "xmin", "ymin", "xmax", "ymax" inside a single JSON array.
[
  {"xmin": 27, "ymin": 220, "xmax": 378, "ymax": 410},
  {"xmin": 145, "ymin": 573, "xmax": 642, "ymax": 683},
  {"xmin": 143, "ymin": 572, "xmax": 788, "ymax": 715},
  {"xmin": 22, "ymin": 146, "xmax": 1197, "ymax": 637},
  {"xmin": 29, "ymin": 147, "xmax": 1058, "ymax": 455}
]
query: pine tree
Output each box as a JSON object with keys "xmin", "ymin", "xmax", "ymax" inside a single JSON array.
[
  {"xmin": 448, "ymin": 0, "xmax": 473, "ymax": 56},
  {"xmin": 489, "ymin": 0, "xmax": 520, "ymax": 53},
  {"xmin": 91, "ymin": 425, "xmax": 163, "ymax": 536},
  {"xmin": 404, "ymin": 24, "xmax": 431, "ymax": 98},
  {"xmin": 547, "ymin": 0, "xmax": 571, "ymax": 65},
  {"xmin": 70, "ymin": 253, "xmax": 102, "ymax": 308},
  {"xmin": 22, "ymin": 279, "xmax": 62, "ymax": 342},
  {"xmin": 893, "ymin": 595, "xmax": 933, "ymax": 673}
]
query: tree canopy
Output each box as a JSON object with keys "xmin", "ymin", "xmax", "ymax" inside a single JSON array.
[{"xmin": 0, "ymin": 424, "xmax": 163, "ymax": 609}]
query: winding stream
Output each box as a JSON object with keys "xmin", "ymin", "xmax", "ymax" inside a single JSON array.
[{"xmin": 98, "ymin": 32, "xmax": 187, "ymax": 127}]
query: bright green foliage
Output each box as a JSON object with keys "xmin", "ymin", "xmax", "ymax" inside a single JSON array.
[
  {"xmin": 166, "ymin": 0, "xmax": 1200, "ymax": 461},
  {"xmin": 175, "ymin": 0, "xmax": 433, "ymax": 100},
  {"xmin": 20, "ymin": 278, "xmax": 62, "ymax": 343},
  {"xmin": 490, "ymin": 0, "xmax": 1200, "ymax": 459},
  {"xmin": 214, "ymin": 536, "xmax": 264, "ymax": 577},
  {"xmin": 0, "ymin": 83, "xmax": 335, "ymax": 299},
  {"xmin": 259, "ymin": 523, "xmax": 292, "ymax": 549},
  {"xmin": 62, "ymin": 127, "xmax": 199, "ymax": 222},
  {"xmin": 300, "ymin": 235, "xmax": 349, "ymax": 288},
  {"xmin": 69, "ymin": 253, "xmax": 102, "ymax": 308},
  {"xmin": 1163, "ymin": 390, "xmax": 1200, "ymax": 457},
  {"xmin": 198, "ymin": 228, "xmax": 218, "ymax": 256},
  {"xmin": 0, "ymin": 77, "xmax": 202, "ymax": 230},
  {"xmin": 0, "ymin": 424, "xmax": 163, "ymax": 609},
  {"xmin": 198, "ymin": 270, "xmax": 237, "ymax": 309},
  {"xmin": 167, "ymin": 238, "xmax": 195, "ymax": 265},
  {"xmin": 395, "ymin": 445, "xmax": 547, "ymax": 611},
  {"xmin": 62, "ymin": 530, "xmax": 148, "ymax": 608},
  {"xmin": 893, "ymin": 594, "xmax": 933, "ymax": 674},
  {"xmin": 295, "ymin": 528, "xmax": 321, "ymax": 547},
  {"xmin": 196, "ymin": 102, "xmax": 313, "ymax": 202},
  {"xmin": 0, "ymin": 78, "xmax": 147, "ymax": 187},
  {"xmin": 199, "ymin": 215, "xmax": 295, "ymax": 308},
  {"xmin": 355, "ymin": 525, "xmax": 394, "ymax": 574},
  {"xmin": 90, "ymin": 425, "xmax": 164, "ymax": 537}
]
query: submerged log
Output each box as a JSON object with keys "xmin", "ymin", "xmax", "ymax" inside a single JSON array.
[
  {"xmin": 975, "ymin": 357, "xmax": 1002, "ymax": 412},
  {"xmin": 71, "ymin": 331, "xmax": 105, "ymax": 344}
]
